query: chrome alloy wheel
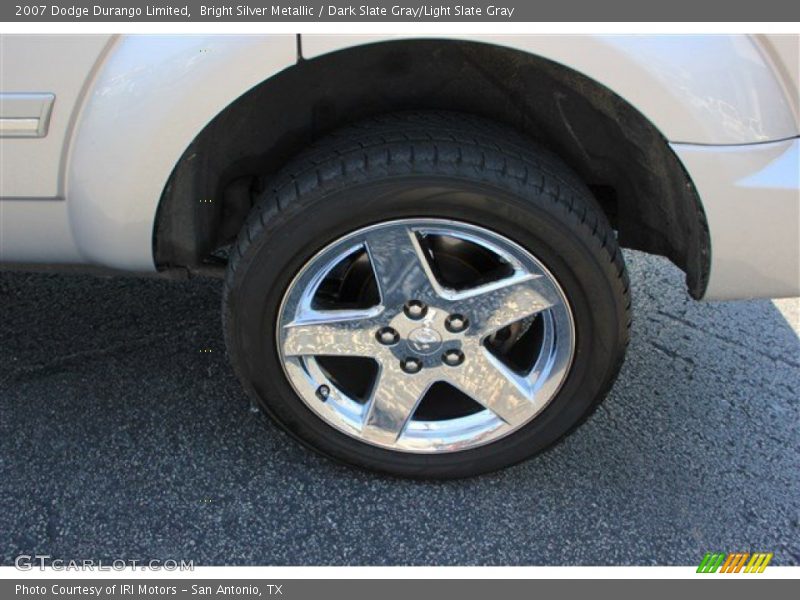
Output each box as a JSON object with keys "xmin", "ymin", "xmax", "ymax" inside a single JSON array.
[{"xmin": 276, "ymin": 219, "xmax": 575, "ymax": 453}]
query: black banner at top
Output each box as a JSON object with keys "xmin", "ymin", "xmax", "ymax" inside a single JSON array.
[{"xmin": 2, "ymin": 0, "xmax": 799, "ymax": 22}]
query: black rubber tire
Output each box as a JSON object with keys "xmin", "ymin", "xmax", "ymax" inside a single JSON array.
[{"xmin": 223, "ymin": 112, "xmax": 631, "ymax": 479}]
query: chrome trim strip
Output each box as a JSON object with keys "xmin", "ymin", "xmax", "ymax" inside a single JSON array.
[{"xmin": 0, "ymin": 93, "xmax": 55, "ymax": 138}]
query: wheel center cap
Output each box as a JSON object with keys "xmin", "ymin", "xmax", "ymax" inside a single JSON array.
[{"xmin": 407, "ymin": 327, "xmax": 443, "ymax": 355}]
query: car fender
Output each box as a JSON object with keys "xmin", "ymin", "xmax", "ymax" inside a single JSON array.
[
  {"xmin": 66, "ymin": 35, "xmax": 297, "ymax": 270},
  {"xmin": 66, "ymin": 34, "xmax": 797, "ymax": 272}
]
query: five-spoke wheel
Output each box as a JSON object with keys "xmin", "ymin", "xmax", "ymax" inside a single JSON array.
[{"xmin": 277, "ymin": 220, "xmax": 575, "ymax": 452}]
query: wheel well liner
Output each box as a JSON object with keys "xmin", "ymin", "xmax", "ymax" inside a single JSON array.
[{"xmin": 154, "ymin": 39, "xmax": 710, "ymax": 297}]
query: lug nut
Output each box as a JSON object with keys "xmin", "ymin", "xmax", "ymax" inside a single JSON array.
[
  {"xmin": 400, "ymin": 357, "xmax": 423, "ymax": 374},
  {"xmin": 445, "ymin": 313, "xmax": 469, "ymax": 333},
  {"xmin": 442, "ymin": 349, "xmax": 465, "ymax": 367},
  {"xmin": 316, "ymin": 385, "xmax": 331, "ymax": 400},
  {"xmin": 376, "ymin": 326, "xmax": 399, "ymax": 345},
  {"xmin": 404, "ymin": 299, "xmax": 427, "ymax": 320}
]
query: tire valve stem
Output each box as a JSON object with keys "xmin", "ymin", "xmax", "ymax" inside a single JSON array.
[{"xmin": 316, "ymin": 385, "xmax": 331, "ymax": 401}]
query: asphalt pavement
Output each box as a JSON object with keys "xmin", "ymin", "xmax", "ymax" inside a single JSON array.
[{"xmin": 1, "ymin": 250, "xmax": 798, "ymax": 566}]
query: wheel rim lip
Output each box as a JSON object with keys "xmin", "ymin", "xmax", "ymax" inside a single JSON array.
[{"xmin": 276, "ymin": 217, "xmax": 576, "ymax": 454}]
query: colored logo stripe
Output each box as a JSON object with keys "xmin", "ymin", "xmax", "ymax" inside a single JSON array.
[
  {"xmin": 719, "ymin": 553, "xmax": 749, "ymax": 573},
  {"xmin": 697, "ymin": 552, "xmax": 773, "ymax": 573},
  {"xmin": 744, "ymin": 553, "xmax": 773, "ymax": 573},
  {"xmin": 697, "ymin": 553, "xmax": 726, "ymax": 573}
]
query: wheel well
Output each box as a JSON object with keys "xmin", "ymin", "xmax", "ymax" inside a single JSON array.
[{"xmin": 154, "ymin": 38, "xmax": 710, "ymax": 297}]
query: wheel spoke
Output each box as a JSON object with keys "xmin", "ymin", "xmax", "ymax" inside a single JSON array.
[
  {"xmin": 281, "ymin": 312, "xmax": 378, "ymax": 357},
  {"xmin": 456, "ymin": 274, "xmax": 560, "ymax": 335},
  {"xmin": 449, "ymin": 351, "xmax": 536, "ymax": 427},
  {"xmin": 361, "ymin": 364, "xmax": 430, "ymax": 444},
  {"xmin": 363, "ymin": 225, "xmax": 439, "ymax": 307}
]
